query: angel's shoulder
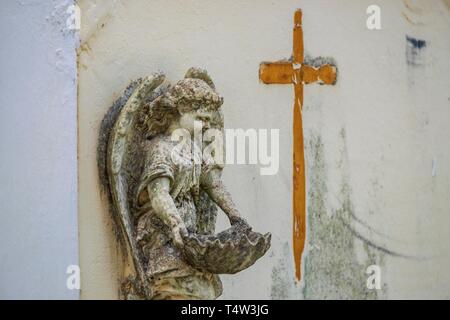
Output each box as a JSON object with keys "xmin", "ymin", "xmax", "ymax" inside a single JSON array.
[{"xmin": 142, "ymin": 134, "xmax": 176, "ymax": 160}]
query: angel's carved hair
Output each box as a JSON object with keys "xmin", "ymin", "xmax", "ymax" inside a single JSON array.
[{"xmin": 146, "ymin": 68, "xmax": 223, "ymax": 138}]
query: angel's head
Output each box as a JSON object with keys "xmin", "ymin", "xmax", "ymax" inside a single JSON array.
[{"xmin": 147, "ymin": 68, "xmax": 224, "ymax": 137}]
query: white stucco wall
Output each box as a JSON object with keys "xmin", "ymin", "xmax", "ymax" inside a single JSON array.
[
  {"xmin": 77, "ymin": 0, "xmax": 450, "ymax": 299},
  {"xmin": 0, "ymin": 0, "xmax": 79, "ymax": 299}
]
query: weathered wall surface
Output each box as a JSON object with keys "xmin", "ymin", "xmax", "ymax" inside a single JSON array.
[
  {"xmin": 78, "ymin": 0, "xmax": 450, "ymax": 299},
  {"xmin": 0, "ymin": 0, "xmax": 79, "ymax": 299}
]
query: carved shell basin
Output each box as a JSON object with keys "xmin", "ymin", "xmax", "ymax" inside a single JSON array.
[{"xmin": 182, "ymin": 225, "xmax": 271, "ymax": 274}]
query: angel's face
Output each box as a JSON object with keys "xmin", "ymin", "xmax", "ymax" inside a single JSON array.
[{"xmin": 178, "ymin": 109, "xmax": 214, "ymax": 136}]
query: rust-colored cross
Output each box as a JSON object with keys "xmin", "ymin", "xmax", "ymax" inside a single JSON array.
[{"xmin": 259, "ymin": 9, "xmax": 337, "ymax": 281}]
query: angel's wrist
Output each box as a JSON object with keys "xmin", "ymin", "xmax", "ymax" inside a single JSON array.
[{"xmin": 229, "ymin": 215, "xmax": 242, "ymax": 223}]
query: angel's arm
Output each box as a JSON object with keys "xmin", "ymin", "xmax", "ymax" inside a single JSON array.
[
  {"xmin": 147, "ymin": 177, "xmax": 187, "ymax": 247},
  {"xmin": 201, "ymin": 168, "xmax": 250, "ymax": 227}
]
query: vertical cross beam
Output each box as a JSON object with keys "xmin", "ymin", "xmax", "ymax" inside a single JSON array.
[{"xmin": 259, "ymin": 9, "xmax": 337, "ymax": 281}]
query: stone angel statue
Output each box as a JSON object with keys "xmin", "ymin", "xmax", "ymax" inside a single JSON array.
[{"xmin": 98, "ymin": 68, "xmax": 271, "ymax": 300}]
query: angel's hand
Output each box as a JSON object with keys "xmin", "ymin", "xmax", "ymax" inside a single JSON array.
[
  {"xmin": 229, "ymin": 216, "xmax": 252, "ymax": 232},
  {"xmin": 169, "ymin": 215, "xmax": 188, "ymax": 249}
]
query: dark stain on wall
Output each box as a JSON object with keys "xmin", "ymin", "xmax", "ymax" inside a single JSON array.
[{"xmin": 406, "ymin": 35, "xmax": 427, "ymax": 66}]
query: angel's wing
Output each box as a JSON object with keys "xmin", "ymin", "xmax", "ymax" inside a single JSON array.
[{"xmin": 107, "ymin": 73, "xmax": 166, "ymax": 297}]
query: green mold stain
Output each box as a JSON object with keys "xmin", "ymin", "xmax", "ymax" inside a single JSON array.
[
  {"xmin": 270, "ymin": 242, "xmax": 297, "ymax": 299},
  {"xmin": 302, "ymin": 130, "xmax": 385, "ymax": 299}
]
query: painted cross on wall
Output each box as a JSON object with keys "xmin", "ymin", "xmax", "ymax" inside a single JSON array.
[{"xmin": 259, "ymin": 9, "xmax": 337, "ymax": 281}]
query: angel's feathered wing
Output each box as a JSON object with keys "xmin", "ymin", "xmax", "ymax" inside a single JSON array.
[{"xmin": 106, "ymin": 73, "xmax": 166, "ymax": 297}]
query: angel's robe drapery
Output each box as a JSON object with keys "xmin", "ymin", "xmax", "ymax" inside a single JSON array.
[{"xmin": 133, "ymin": 134, "xmax": 222, "ymax": 299}]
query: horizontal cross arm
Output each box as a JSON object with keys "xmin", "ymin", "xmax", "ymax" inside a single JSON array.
[
  {"xmin": 302, "ymin": 64, "xmax": 337, "ymax": 85},
  {"xmin": 259, "ymin": 62, "xmax": 294, "ymax": 84}
]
